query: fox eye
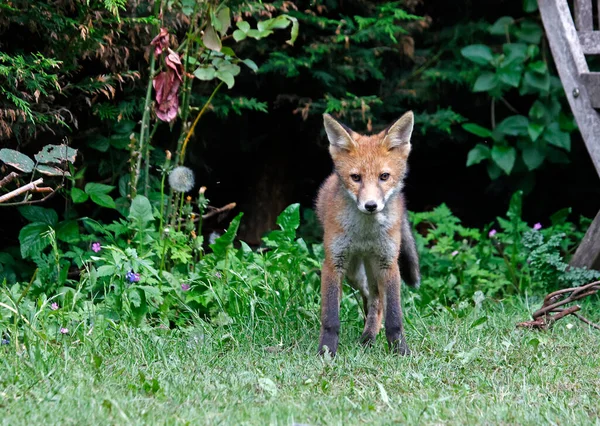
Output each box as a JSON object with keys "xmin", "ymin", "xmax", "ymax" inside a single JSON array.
[
  {"xmin": 350, "ymin": 174, "xmax": 361, "ymax": 182},
  {"xmin": 380, "ymin": 173, "xmax": 390, "ymax": 181}
]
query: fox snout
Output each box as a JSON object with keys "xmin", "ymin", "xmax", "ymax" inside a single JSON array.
[{"xmin": 357, "ymin": 190, "xmax": 385, "ymax": 214}]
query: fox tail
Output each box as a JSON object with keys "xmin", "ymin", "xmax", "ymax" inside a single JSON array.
[{"xmin": 400, "ymin": 213, "xmax": 421, "ymax": 288}]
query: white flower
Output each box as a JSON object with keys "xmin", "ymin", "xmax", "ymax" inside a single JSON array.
[{"xmin": 168, "ymin": 166, "xmax": 195, "ymax": 193}]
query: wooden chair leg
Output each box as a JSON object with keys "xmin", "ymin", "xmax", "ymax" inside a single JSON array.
[{"xmin": 570, "ymin": 209, "xmax": 600, "ymax": 270}]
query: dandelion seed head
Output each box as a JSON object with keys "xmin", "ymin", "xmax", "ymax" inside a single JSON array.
[{"xmin": 169, "ymin": 166, "xmax": 195, "ymax": 193}]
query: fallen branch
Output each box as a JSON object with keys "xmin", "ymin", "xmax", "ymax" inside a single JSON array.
[
  {"xmin": 517, "ymin": 281, "xmax": 600, "ymax": 330},
  {"xmin": 0, "ymin": 178, "xmax": 45, "ymax": 203},
  {"xmin": 0, "ymin": 172, "xmax": 19, "ymax": 189}
]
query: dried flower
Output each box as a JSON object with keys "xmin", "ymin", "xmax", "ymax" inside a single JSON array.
[
  {"xmin": 451, "ymin": 250, "xmax": 459, "ymax": 257},
  {"xmin": 126, "ymin": 270, "xmax": 141, "ymax": 283},
  {"xmin": 92, "ymin": 242, "xmax": 102, "ymax": 253},
  {"xmin": 169, "ymin": 166, "xmax": 195, "ymax": 193},
  {"xmin": 150, "ymin": 27, "xmax": 170, "ymax": 56},
  {"xmin": 488, "ymin": 229, "xmax": 497, "ymax": 238},
  {"xmin": 51, "ymin": 302, "xmax": 59, "ymax": 311},
  {"xmin": 533, "ymin": 223, "xmax": 542, "ymax": 231},
  {"xmin": 60, "ymin": 327, "xmax": 69, "ymax": 334},
  {"xmin": 181, "ymin": 283, "xmax": 190, "ymax": 291},
  {"xmin": 153, "ymin": 70, "xmax": 180, "ymax": 122}
]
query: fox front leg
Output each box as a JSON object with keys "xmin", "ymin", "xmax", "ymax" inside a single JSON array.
[
  {"xmin": 380, "ymin": 262, "xmax": 410, "ymax": 355},
  {"xmin": 318, "ymin": 260, "xmax": 342, "ymax": 356}
]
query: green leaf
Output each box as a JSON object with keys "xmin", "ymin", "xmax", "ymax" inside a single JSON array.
[
  {"xmin": 466, "ymin": 144, "xmax": 491, "ymax": 166},
  {"xmin": 215, "ymin": 7, "xmax": 230, "ymax": 35},
  {"xmin": 523, "ymin": 0, "xmax": 538, "ymax": 13},
  {"xmin": 496, "ymin": 115, "xmax": 529, "ymax": 136},
  {"xmin": 34, "ymin": 144, "xmax": 77, "ymax": 164},
  {"xmin": 236, "ymin": 21, "xmax": 251, "ymax": 33},
  {"xmin": 470, "ymin": 316, "xmax": 488, "ymax": 329},
  {"xmin": 502, "ymin": 43, "xmax": 528, "ymax": 66},
  {"xmin": 210, "ymin": 212, "xmax": 243, "ymax": 258},
  {"xmin": 128, "ymin": 288, "xmax": 148, "ymax": 326},
  {"xmin": 473, "ymin": 72, "xmax": 499, "ymax": 92},
  {"xmin": 18, "ymin": 206, "xmax": 58, "ymax": 226},
  {"xmin": 487, "ymin": 163, "xmax": 503, "ymax": 180},
  {"xmin": 0, "ymin": 148, "xmax": 34, "ymax": 173},
  {"xmin": 56, "ymin": 220, "xmax": 80, "ymax": 243},
  {"xmin": 85, "ymin": 182, "xmax": 115, "ymax": 196},
  {"xmin": 276, "ymin": 203, "xmax": 300, "ymax": 238},
  {"xmin": 462, "ymin": 123, "xmax": 492, "ymax": 138},
  {"xmin": 241, "ymin": 59, "xmax": 258, "ymax": 73},
  {"xmin": 216, "ymin": 70, "xmax": 235, "ymax": 89},
  {"xmin": 246, "ymin": 29, "xmax": 273, "ymax": 39},
  {"xmin": 88, "ymin": 135, "xmax": 110, "ymax": 152},
  {"xmin": 233, "ymin": 30, "xmax": 247, "ymax": 42},
  {"xmin": 491, "ymin": 145, "xmax": 517, "ymax": 174},
  {"xmin": 515, "ymin": 20, "xmax": 543, "ymax": 44},
  {"xmin": 128, "ymin": 195, "xmax": 154, "ymax": 226},
  {"xmin": 522, "ymin": 144, "xmax": 546, "ymax": 170},
  {"xmin": 258, "ymin": 16, "xmax": 291, "ymax": 32},
  {"xmin": 97, "ymin": 265, "xmax": 116, "ymax": 277},
  {"xmin": 498, "ymin": 65, "xmax": 522, "ymax": 87},
  {"xmin": 461, "ymin": 45, "xmax": 494, "ymax": 65},
  {"xmin": 19, "ymin": 222, "xmax": 52, "ymax": 259},
  {"xmin": 71, "ymin": 187, "xmax": 89, "ymax": 204},
  {"xmin": 36, "ymin": 164, "xmax": 70, "ymax": 177},
  {"xmin": 90, "ymin": 193, "xmax": 117, "ymax": 209},
  {"xmin": 489, "ymin": 17, "xmax": 514, "ymax": 36},
  {"xmin": 193, "ymin": 66, "xmax": 216, "ymax": 81},
  {"xmin": 543, "ymin": 123, "xmax": 571, "ymax": 151},
  {"xmin": 287, "ymin": 16, "xmax": 299, "ymax": 46},
  {"xmin": 528, "ymin": 100, "xmax": 547, "ymax": 121},
  {"xmin": 203, "ymin": 25, "xmax": 222, "ymax": 51},
  {"xmin": 220, "ymin": 46, "xmax": 235, "ymax": 57},
  {"xmin": 528, "ymin": 61, "xmax": 547, "ymax": 74},
  {"xmin": 527, "ymin": 122, "xmax": 545, "ymax": 141}
]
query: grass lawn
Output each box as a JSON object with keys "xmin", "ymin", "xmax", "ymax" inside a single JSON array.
[{"xmin": 2, "ymin": 298, "xmax": 600, "ymax": 425}]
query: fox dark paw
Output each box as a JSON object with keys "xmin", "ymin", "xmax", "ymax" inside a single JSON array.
[
  {"xmin": 388, "ymin": 339, "xmax": 411, "ymax": 356},
  {"xmin": 359, "ymin": 332, "xmax": 376, "ymax": 347},
  {"xmin": 318, "ymin": 333, "xmax": 339, "ymax": 357}
]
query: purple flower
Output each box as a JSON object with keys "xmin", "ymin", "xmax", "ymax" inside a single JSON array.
[
  {"xmin": 533, "ymin": 223, "xmax": 542, "ymax": 231},
  {"xmin": 91, "ymin": 242, "xmax": 102, "ymax": 253},
  {"xmin": 181, "ymin": 283, "xmax": 190, "ymax": 291},
  {"xmin": 451, "ymin": 250, "xmax": 459, "ymax": 257},
  {"xmin": 488, "ymin": 229, "xmax": 497, "ymax": 238},
  {"xmin": 215, "ymin": 272, "xmax": 222, "ymax": 279},
  {"xmin": 125, "ymin": 270, "xmax": 141, "ymax": 283},
  {"xmin": 51, "ymin": 302, "xmax": 59, "ymax": 311},
  {"xmin": 60, "ymin": 327, "xmax": 69, "ymax": 334},
  {"xmin": 1, "ymin": 338, "xmax": 9, "ymax": 345}
]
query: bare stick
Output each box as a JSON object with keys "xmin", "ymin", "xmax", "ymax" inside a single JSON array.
[
  {"xmin": 202, "ymin": 202, "xmax": 236, "ymax": 220},
  {"xmin": 0, "ymin": 187, "xmax": 59, "ymax": 206},
  {"xmin": 0, "ymin": 172, "xmax": 19, "ymax": 189},
  {"xmin": 0, "ymin": 178, "xmax": 44, "ymax": 203}
]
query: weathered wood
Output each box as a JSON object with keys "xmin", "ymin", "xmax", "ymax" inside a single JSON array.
[
  {"xmin": 538, "ymin": 0, "xmax": 600, "ymax": 177},
  {"xmin": 570, "ymin": 209, "xmax": 600, "ymax": 270},
  {"xmin": 579, "ymin": 31, "xmax": 600, "ymax": 54},
  {"xmin": 581, "ymin": 72, "xmax": 600, "ymax": 107},
  {"xmin": 575, "ymin": 0, "xmax": 594, "ymax": 30}
]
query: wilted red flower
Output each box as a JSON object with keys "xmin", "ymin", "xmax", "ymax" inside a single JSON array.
[
  {"xmin": 150, "ymin": 27, "xmax": 170, "ymax": 56},
  {"xmin": 153, "ymin": 71, "xmax": 180, "ymax": 122},
  {"xmin": 165, "ymin": 48, "xmax": 183, "ymax": 81}
]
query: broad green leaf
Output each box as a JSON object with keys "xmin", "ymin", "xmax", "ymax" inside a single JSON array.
[
  {"xmin": 18, "ymin": 206, "xmax": 58, "ymax": 226},
  {"xmin": 215, "ymin": 7, "xmax": 230, "ymax": 35},
  {"xmin": 461, "ymin": 45, "xmax": 494, "ymax": 65},
  {"xmin": 473, "ymin": 72, "xmax": 499, "ymax": 92},
  {"xmin": 88, "ymin": 135, "xmax": 110, "ymax": 152},
  {"xmin": 90, "ymin": 193, "xmax": 117, "ymax": 209},
  {"xmin": 241, "ymin": 59, "xmax": 258, "ymax": 72},
  {"xmin": 193, "ymin": 66, "xmax": 216, "ymax": 81},
  {"xmin": 233, "ymin": 30, "xmax": 247, "ymax": 42},
  {"xmin": 528, "ymin": 100, "xmax": 547, "ymax": 121},
  {"xmin": 496, "ymin": 115, "xmax": 529, "ymax": 136},
  {"xmin": 128, "ymin": 195, "xmax": 154, "ymax": 226},
  {"xmin": 528, "ymin": 61, "xmax": 547, "ymax": 74},
  {"xmin": 523, "ymin": 0, "xmax": 538, "ymax": 12},
  {"xmin": 203, "ymin": 25, "xmax": 222, "ymax": 51},
  {"xmin": 489, "ymin": 17, "xmax": 514, "ymax": 35},
  {"xmin": 36, "ymin": 164, "xmax": 70, "ymax": 177},
  {"xmin": 56, "ymin": 220, "xmax": 80, "ymax": 243},
  {"xmin": 498, "ymin": 65, "xmax": 522, "ymax": 87},
  {"xmin": 246, "ymin": 29, "xmax": 273, "ymax": 39},
  {"xmin": 236, "ymin": 21, "xmax": 251, "ymax": 33},
  {"xmin": 71, "ymin": 187, "xmax": 89, "ymax": 204},
  {"xmin": 527, "ymin": 122, "xmax": 545, "ymax": 141},
  {"xmin": 0, "ymin": 148, "xmax": 34, "ymax": 173},
  {"xmin": 210, "ymin": 212, "xmax": 243, "ymax": 258},
  {"xmin": 522, "ymin": 144, "xmax": 545, "ymax": 170},
  {"xmin": 19, "ymin": 222, "xmax": 52, "ymax": 259},
  {"xmin": 487, "ymin": 163, "xmax": 503, "ymax": 180},
  {"xmin": 491, "ymin": 145, "xmax": 517, "ymax": 174},
  {"xmin": 220, "ymin": 46, "xmax": 235, "ymax": 57},
  {"xmin": 216, "ymin": 70, "xmax": 235, "ymax": 88},
  {"xmin": 466, "ymin": 144, "xmax": 491, "ymax": 166},
  {"xmin": 462, "ymin": 123, "xmax": 492, "ymax": 138},
  {"xmin": 85, "ymin": 182, "xmax": 115, "ymax": 196},
  {"xmin": 128, "ymin": 288, "xmax": 147, "ymax": 326},
  {"xmin": 34, "ymin": 144, "xmax": 77, "ymax": 164},
  {"xmin": 97, "ymin": 265, "xmax": 116, "ymax": 277},
  {"xmin": 515, "ymin": 20, "xmax": 542, "ymax": 44},
  {"xmin": 543, "ymin": 123, "xmax": 570, "ymax": 151},
  {"xmin": 258, "ymin": 15, "xmax": 291, "ymax": 32},
  {"xmin": 113, "ymin": 120, "xmax": 136, "ymax": 135},
  {"xmin": 502, "ymin": 43, "xmax": 528, "ymax": 66},
  {"xmin": 276, "ymin": 203, "xmax": 300, "ymax": 237}
]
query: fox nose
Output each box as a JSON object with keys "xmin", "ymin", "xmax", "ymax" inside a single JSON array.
[{"xmin": 364, "ymin": 201, "xmax": 378, "ymax": 212}]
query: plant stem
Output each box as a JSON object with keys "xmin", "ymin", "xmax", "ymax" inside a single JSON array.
[{"xmin": 143, "ymin": 122, "xmax": 160, "ymax": 197}]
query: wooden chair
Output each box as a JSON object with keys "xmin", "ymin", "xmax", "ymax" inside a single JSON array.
[{"xmin": 538, "ymin": 0, "xmax": 600, "ymax": 269}]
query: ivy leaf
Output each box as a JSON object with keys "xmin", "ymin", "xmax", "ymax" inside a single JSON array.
[
  {"xmin": 522, "ymin": 144, "xmax": 546, "ymax": 170},
  {"xmin": 473, "ymin": 72, "xmax": 499, "ymax": 92},
  {"xmin": 543, "ymin": 123, "xmax": 571, "ymax": 151},
  {"xmin": 527, "ymin": 122, "xmax": 545, "ymax": 141},
  {"xmin": 523, "ymin": 0, "xmax": 538, "ymax": 12},
  {"xmin": 495, "ymin": 115, "xmax": 529, "ymax": 136},
  {"xmin": 462, "ymin": 123, "xmax": 492, "ymax": 138},
  {"xmin": 466, "ymin": 144, "xmax": 491, "ymax": 166},
  {"xmin": 203, "ymin": 26, "xmax": 222, "ymax": 52},
  {"xmin": 515, "ymin": 20, "xmax": 543, "ymax": 44},
  {"xmin": 502, "ymin": 43, "xmax": 528, "ymax": 66},
  {"xmin": 461, "ymin": 45, "xmax": 494, "ymax": 65},
  {"xmin": 489, "ymin": 17, "xmax": 514, "ymax": 35},
  {"xmin": 498, "ymin": 65, "xmax": 522, "ymax": 88},
  {"xmin": 491, "ymin": 145, "xmax": 517, "ymax": 175},
  {"xmin": 528, "ymin": 100, "xmax": 547, "ymax": 121}
]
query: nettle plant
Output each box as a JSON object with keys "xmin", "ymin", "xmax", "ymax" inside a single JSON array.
[{"xmin": 460, "ymin": 1, "xmax": 576, "ymax": 183}]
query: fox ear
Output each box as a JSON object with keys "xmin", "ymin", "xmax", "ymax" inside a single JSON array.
[
  {"xmin": 383, "ymin": 111, "xmax": 414, "ymax": 150},
  {"xmin": 323, "ymin": 114, "xmax": 356, "ymax": 151}
]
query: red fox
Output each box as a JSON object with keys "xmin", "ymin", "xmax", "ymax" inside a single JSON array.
[{"xmin": 316, "ymin": 111, "xmax": 420, "ymax": 356}]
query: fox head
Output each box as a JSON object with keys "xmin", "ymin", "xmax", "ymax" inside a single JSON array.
[{"xmin": 323, "ymin": 111, "xmax": 414, "ymax": 214}]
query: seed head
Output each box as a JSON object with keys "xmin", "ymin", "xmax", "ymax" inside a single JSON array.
[{"xmin": 169, "ymin": 166, "xmax": 195, "ymax": 193}]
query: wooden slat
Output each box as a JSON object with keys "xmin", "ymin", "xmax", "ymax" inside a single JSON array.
[
  {"xmin": 581, "ymin": 72, "xmax": 600, "ymax": 107},
  {"xmin": 570, "ymin": 209, "xmax": 600, "ymax": 270},
  {"xmin": 575, "ymin": 0, "xmax": 594, "ymax": 30},
  {"xmin": 579, "ymin": 31, "xmax": 600, "ymax": 54},
  {"xmin": 538, "ymin": 0, "xmax": 600, "ymax": 177}
]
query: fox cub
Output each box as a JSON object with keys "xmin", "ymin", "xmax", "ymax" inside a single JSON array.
[{"xmin": 315, "ymin": 111, "xmax": 420, "ymax": 356}]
